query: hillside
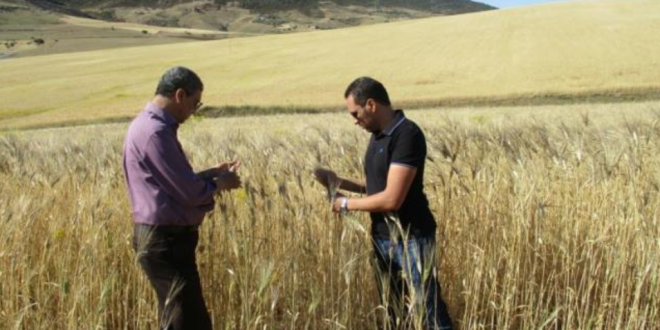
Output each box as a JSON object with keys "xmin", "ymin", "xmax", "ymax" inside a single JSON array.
[
  {"xmin": 1, "ymin": 0, "xmax": 493, "ymax": 58},
  {"xmin": 23, "ymin": 0, "xmax": 495, "ymax": 33},
  {"xmin": 27, "ymin": 0, "xmax": 494, "ymax": 15},
  {"xmin": 0, "ymin": 0, "xmax": 659, "ymax": 130}
]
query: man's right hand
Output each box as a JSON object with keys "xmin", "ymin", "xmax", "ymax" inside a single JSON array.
[
  {"xmin": 313, "ymin": 167, "xmax": 338, "ymax": 188},
  {"xmin": 214, "ymin": 171, "xmax": 242, "ymax": 191}
]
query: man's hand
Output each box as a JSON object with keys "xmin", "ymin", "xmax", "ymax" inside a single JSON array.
[
  {"xmin": 198, "ymin": 160, "xmax": 242, "ymax": 180},
  {"xmin": 217, "ymin": 160, "xmax": 241, "ymax": 173},
  {"xmin": 332, "ymin": 192, "xmax": 346, "ymax": 213},
  {"xmin": 313, "ymin": 167, "xmax": 338, "ymax": 188},
  {"xmin": 214, "ymin": 171, "xmax": 242, "ymax": 191}
]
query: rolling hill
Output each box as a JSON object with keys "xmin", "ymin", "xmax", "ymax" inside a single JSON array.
[
  {"xmin": 0, "ymin": 0, "xmax": 658, "ymax": 130},
  {"xmin": 0, "ymin": 0, "xmax": 493, "ymax": 58},
  {"xmin": 21, "ymin": 0, "xmax": 495, "ymax": 33}
]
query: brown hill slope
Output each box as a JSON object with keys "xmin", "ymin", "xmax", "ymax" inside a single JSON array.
[
  {"xmin": 22, "ymin": 0, "xmax": 494, "ymax": 33},
  {"xmin": 1, "ymin": 0, "xmax": 494, "ymax": 58}
]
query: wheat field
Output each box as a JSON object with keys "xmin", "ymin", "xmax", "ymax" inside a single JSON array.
[
  {"xmin": 1, "ymin": 101, "xmax": 658, "ymax": 329},
  {"xmin": 1, "ymin": 0, "xmax": 659, "ymax": 129}
]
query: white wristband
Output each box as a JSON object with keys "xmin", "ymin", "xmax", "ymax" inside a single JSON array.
[{"xmin": 340, "ymin": 197, "xmax": 349, "ymax": 213}]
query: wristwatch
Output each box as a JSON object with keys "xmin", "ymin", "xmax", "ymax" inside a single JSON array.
[{"xmin": 340, "ymin": 197, "xmax": 349, "ymax": 214}]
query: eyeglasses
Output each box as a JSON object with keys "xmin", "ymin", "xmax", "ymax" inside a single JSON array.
[
  {"xmin": 194, "ymin": 102, "xmax": 204, "ymax": 112},
  {"xmin": 182, "ymin": 89, "xmax": 203, "ymax": 112}
]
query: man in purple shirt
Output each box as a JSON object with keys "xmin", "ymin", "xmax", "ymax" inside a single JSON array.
[{"xmin": 123, "ymin": 66, "xmax": 241, "ymax": 330}]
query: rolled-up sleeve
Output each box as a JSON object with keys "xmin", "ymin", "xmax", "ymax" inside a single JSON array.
[{"xmin": 143, "ymin": 131, "xmax": 217, "ymax": 208}]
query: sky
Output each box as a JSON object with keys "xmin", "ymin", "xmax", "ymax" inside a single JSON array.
[{"xmin": 481, "ymin": 0, "xmax": 587, "ymax": 9}]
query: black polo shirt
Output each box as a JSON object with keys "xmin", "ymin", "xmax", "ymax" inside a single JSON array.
[{"xmin": 364, "ymin": 110, "xmax": 437, "ymax": 239}]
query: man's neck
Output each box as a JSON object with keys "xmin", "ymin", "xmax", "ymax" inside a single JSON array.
[
  {"xmin": 152, "ymin": 95, "xmax": 179, "ymax": 123},
  {"xmin": 377, "ymin": 107, "xmax": 396, "ymax": 133}
]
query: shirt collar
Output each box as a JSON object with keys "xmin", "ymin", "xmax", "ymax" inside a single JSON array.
[
  {"xmin": 146, "ymin": 102, "xmax": 179, "ymax": 129},
  {"xmin": 379, "ymin": 110, "xmax": 406, "ymax": 137}
]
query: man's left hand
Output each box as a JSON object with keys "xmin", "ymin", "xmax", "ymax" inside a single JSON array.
[
  {"xmin": 207, "ymin": 160, "xmax": 241, "ymax": 178},
  {"xmin": 217, "ymin": 160, "xmax": 241, "ymax": 173}
]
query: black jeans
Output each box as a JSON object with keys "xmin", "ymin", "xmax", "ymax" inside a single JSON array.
[{"xmin": 132, "ymin": 224, "xmax": 212, "ymax": 330}]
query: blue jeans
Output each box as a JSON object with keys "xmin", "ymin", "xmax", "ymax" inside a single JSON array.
[{"xmin": 373, "ymin": 235, "xmax": 453, "ymax": 330}]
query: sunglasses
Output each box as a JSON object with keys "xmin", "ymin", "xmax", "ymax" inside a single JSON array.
[{"xmin": 195, "ymin": 102, "xmax": 204, "ymax": 111}]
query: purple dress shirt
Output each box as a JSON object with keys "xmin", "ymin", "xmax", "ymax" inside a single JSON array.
[{"xmin": 123, "ymin": 102, "xmax": 217, "ymax": 226}]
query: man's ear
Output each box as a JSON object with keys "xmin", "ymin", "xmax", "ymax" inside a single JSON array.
[
  {"xmin": 173, "ymin": 88, "xmax": 186, "ymax": 104},
  {"xmin": 366, "ymin": 98, "xmax": 377, "ymax": 113}
]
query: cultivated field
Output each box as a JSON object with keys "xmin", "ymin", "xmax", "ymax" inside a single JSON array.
[
  {"xmin": 0, "ymin": 8, "xmax": 221, "ymax": 60},
  {"xmin": 1, "ymin": 0, "xmax": 659, "ymax": 130},
  {"xmin": 1, "ymin": 101, "xmax": 658, "ymax": 329}
]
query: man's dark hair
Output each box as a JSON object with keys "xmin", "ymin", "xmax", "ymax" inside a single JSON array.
[
  {"xmin": 344, "ymin": 77, "xmax": 391, "ymax": 107},
  {"xmin": 155, "ymin": 66, "xmax": 204, "ymax": 97}
]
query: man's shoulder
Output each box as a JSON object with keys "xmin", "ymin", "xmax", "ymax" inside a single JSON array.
[
  {"xmin": 394, "ymin": 117, "xmax": 425, "ymax": 140},
  {"xmin": 126, "ymin": 111, "xmax": 171, "ymax": 146},
  {"xmin": 403, "ymin": 116, "xmax": 423, "ymax": 131},
  {"xmin": 134, "ymin": 110, "xmax": 172, "ymax": 131}
]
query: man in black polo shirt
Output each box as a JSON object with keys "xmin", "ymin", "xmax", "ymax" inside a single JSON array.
[{"xmin": 314, "ymin": 77, "xmax": 453, "ymax": 330}]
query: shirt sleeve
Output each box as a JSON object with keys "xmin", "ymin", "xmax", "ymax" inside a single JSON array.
[
  {"xmin": 143, "ymin": 130, "xmax": 217, "ymax": 208},
  {"xmin": 390, "ymin": 126, "xmax": 426, "ymax": 169}
]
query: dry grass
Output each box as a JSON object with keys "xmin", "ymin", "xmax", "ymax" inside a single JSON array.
[
  {"xmin": 1, "ymin": 101, "xmax": 658, "ymax": 329},
  {"xmin": 1, "ymin": 0, "xmax": 659, "ymax": 130}
]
